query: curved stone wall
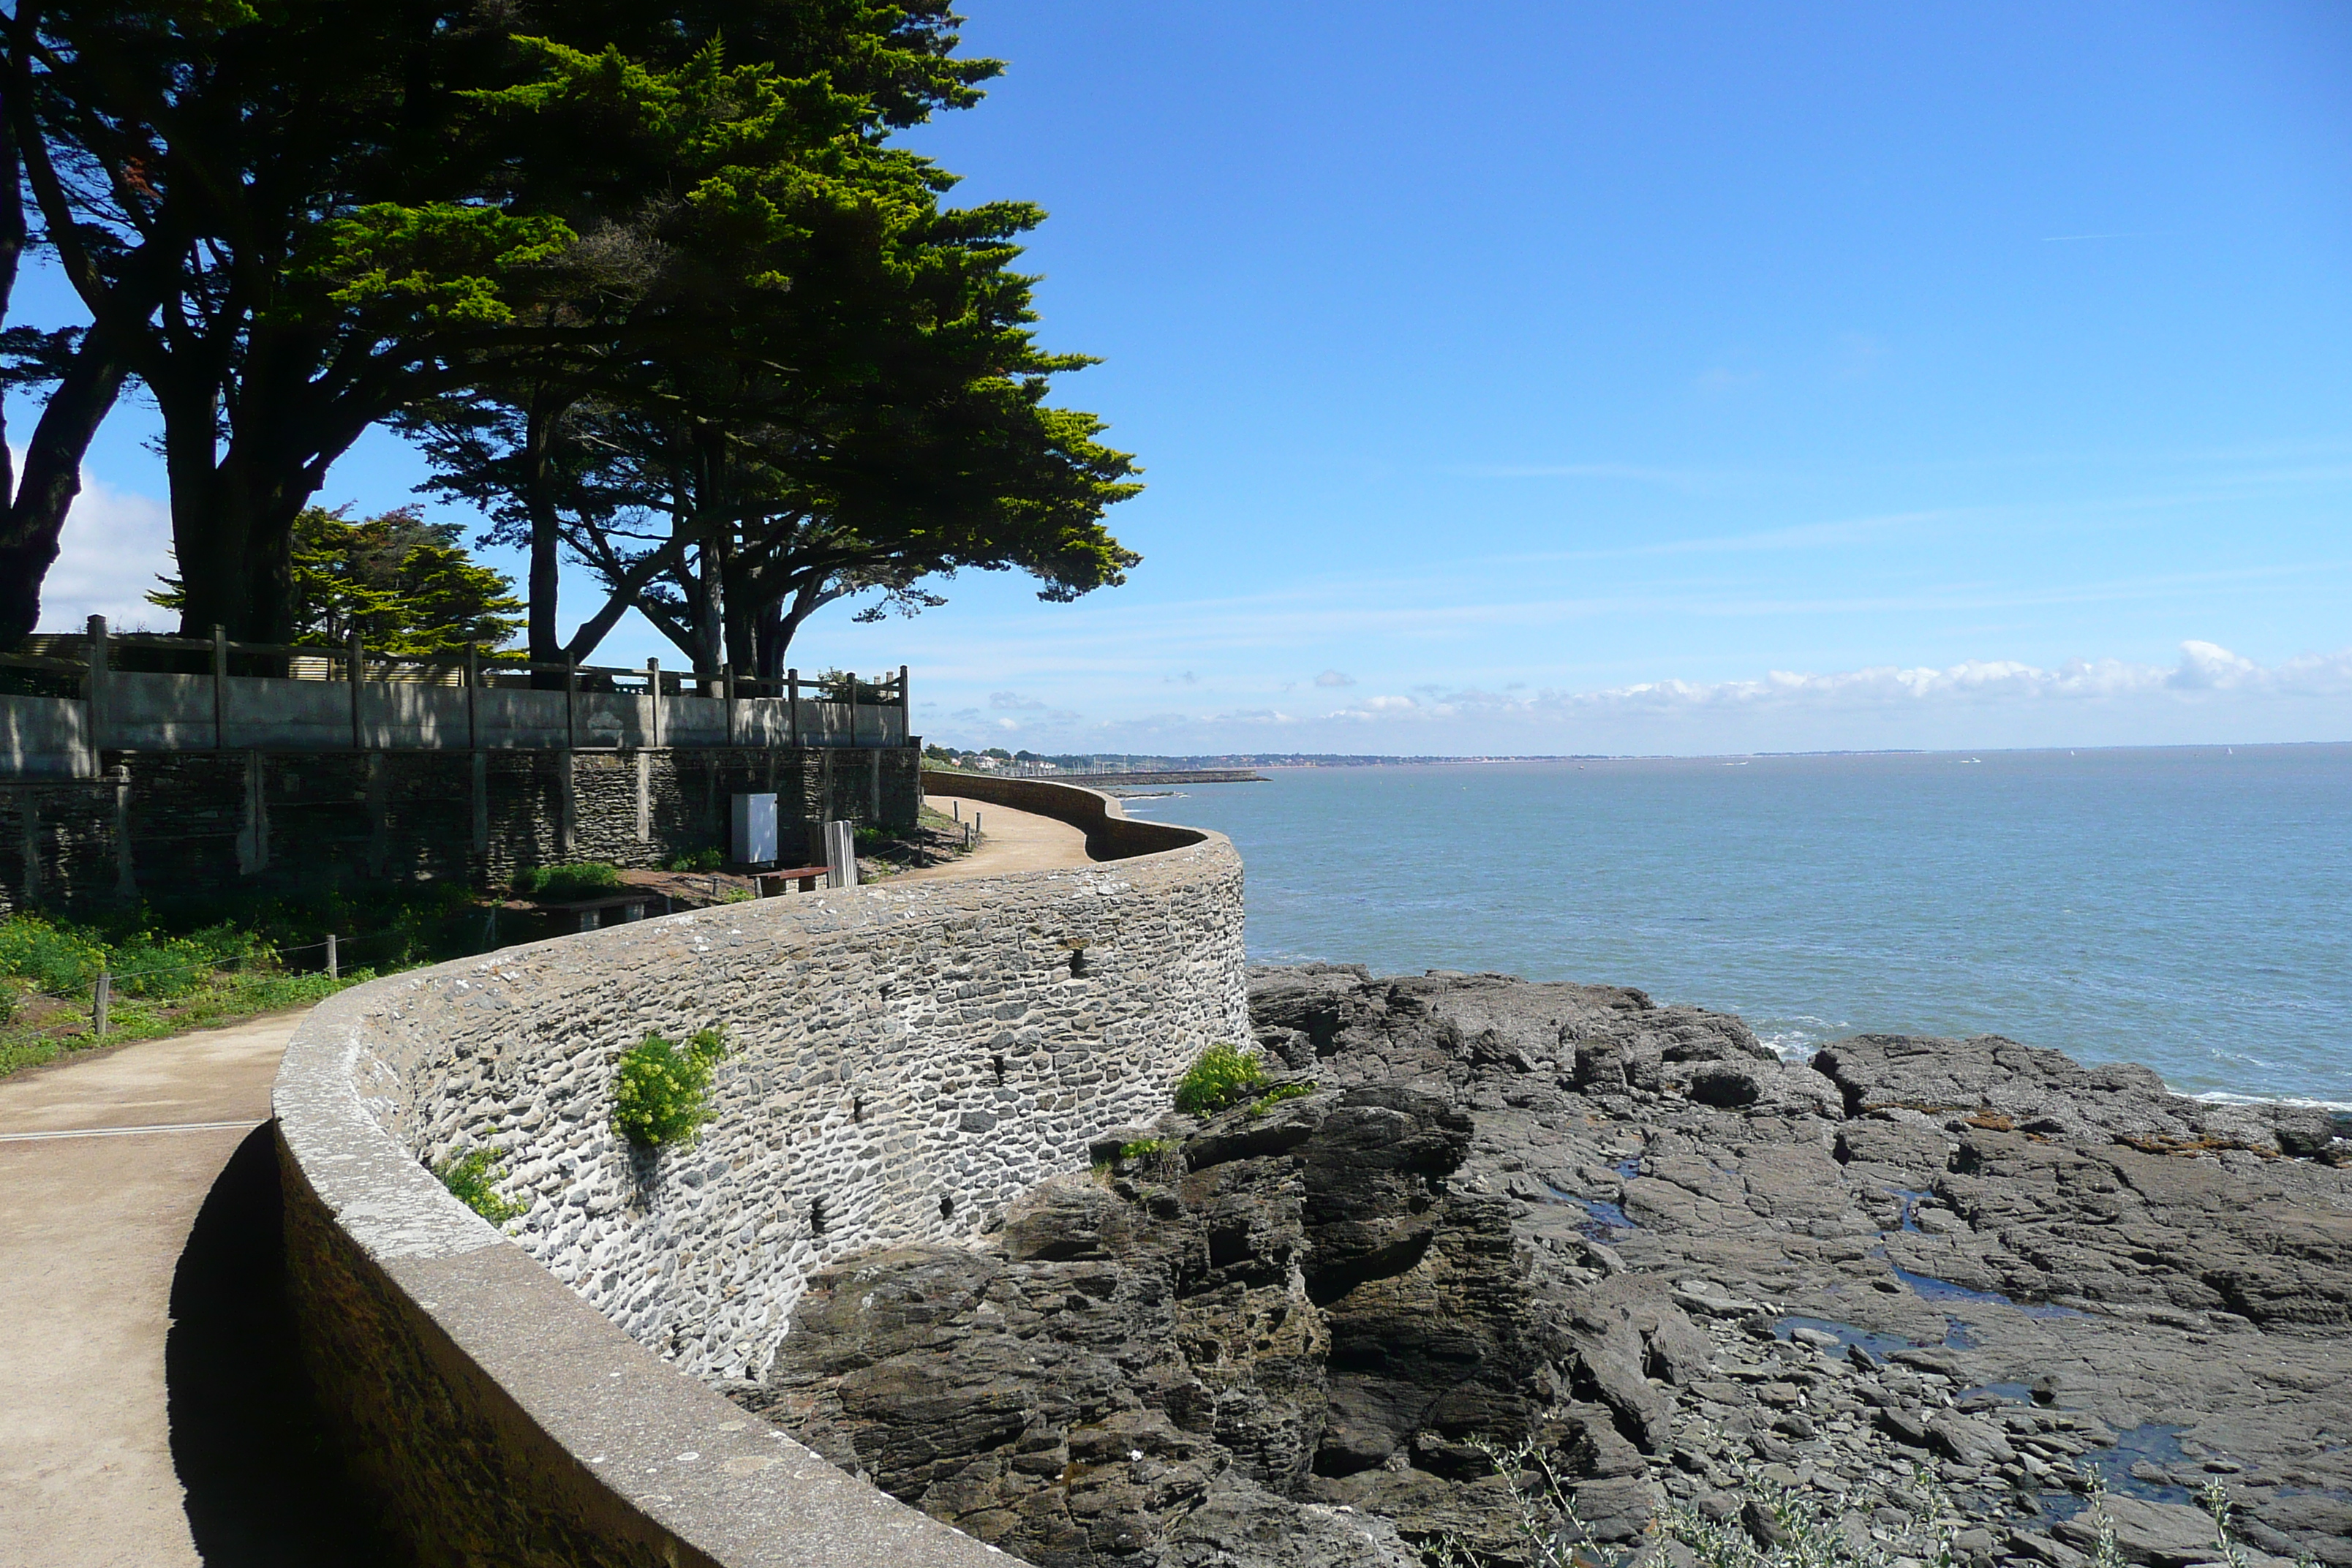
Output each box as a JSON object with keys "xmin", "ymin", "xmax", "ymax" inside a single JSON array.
[{"xmin": 275, "ymin": 782, "xmax": 1246, "ymax": 1565}]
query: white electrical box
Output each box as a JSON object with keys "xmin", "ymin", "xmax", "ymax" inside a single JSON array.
[{"xmin": 731, "ymin": 793, "xmax": 777, "ymax": 864}]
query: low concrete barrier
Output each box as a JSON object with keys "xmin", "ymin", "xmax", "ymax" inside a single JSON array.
[
  {"xmin": 919, "ymin": 769, "xmax": 1207, "ymax": 859},
  {"xmin": 274, "ymin": 780, "xmax": 1245, "ymax": 1566}
]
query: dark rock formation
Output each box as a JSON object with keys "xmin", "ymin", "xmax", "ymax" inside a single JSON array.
[{"xmin": 736, "ymin": 965, "xmax": 2352, "ymax": 1568}]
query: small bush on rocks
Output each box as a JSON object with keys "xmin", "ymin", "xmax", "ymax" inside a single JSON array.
[
  {"xmin": 664, "ymin": 848, "xmax": 722, "ymax": 872},
  {"xmin": 1173, "ymin": 1043, "xmax": 1264, "ymax": 1115},
  {"xmin": 611, "ymin": 1028, "xmax": 727, "ymax": 1147},
  {"xmin": 514, "ymin": 862, "xmax": 622, "ymax": 900},
  {"xmin": 434, "ymin": 1148, "xmax": 527, "ymax": 1224},
  {"xmin": 1248, "ymin": 1081, "xmax": 1315, "ymax": 1116}
]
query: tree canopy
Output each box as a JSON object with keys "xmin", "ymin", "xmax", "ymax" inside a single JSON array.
[
  {"xmin": 149, "ymin": 506, "xmax": 524, "ymax": 655},
  {"xmin": 1, "ymin": 1, "xmax": 1138, "ymax": 660}
]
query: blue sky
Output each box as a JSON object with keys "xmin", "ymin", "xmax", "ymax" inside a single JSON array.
[{"xmin": 21, "ymin": 1, "xmax": 2352, "ymax": 754}]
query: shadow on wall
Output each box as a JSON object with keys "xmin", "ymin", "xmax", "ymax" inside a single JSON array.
[{"xmin": 166, "ymin": 1125, "xmax": 400, "ymax": 1567}]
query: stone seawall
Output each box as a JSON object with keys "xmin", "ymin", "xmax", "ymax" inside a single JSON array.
[
  {"xmin": 0, "ymin": 744, "xmax": 919, "ymax": 915},
  {"xmin": 274, "ymin": 782, "xmax": 1245, "ymax": 1564}
]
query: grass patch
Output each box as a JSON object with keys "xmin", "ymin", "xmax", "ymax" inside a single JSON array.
[
  {"xmin": 611, "ymin": 1027, "xmax": 728, "ymax": 1148},
  {"xmin": 1248, "ymin": 1081, "xmax": 1316, "ymax": 1116},
  {"xmin": 0, "ymin": 968, "xmax": 364, "ymax": 1079},
  {"xmin": 1173, "ymin": 1043, "xmax": 1265, "ymax": 1116},
  {"xmin": 434, "ymin": 1147, "xmax": 528, "ymax": 1224},
  {"xmin": 513, "ymin": 862, "xmax": 623, "ymax": 900},
  {"xmin": 0, "ymin": 885, "xmax": 492, "ymax": 1083}
]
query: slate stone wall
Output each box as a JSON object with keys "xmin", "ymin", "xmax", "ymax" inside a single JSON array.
[
  {"xmin": 0, "ymin": 745, "xmax": 920, "ymax": 915},
  {"xmin": 273, "ymin": 783, "xmax": 1243, "ymax": 1566}
]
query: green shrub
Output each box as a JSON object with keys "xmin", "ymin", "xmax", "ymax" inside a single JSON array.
[
  {"xmin": 664, "ymin": 848, "xmax": 722, "ymax": 872},
  {"xmin": 435, "ymin": 1148, "xmax": 527, "ymax": 1224},
  {"xmin": 0, "ymin": 916, "xmax": 110, "ymax": 996},
  {"xmin": 514, "ymin": 862, "xmax": 622, "ymax": 900},
  {"xmin": 1248, "ymin": 1081, "xmax": 1316, "ymax": 1116},
  {"xmin": 611, "ymin": 1027, "xmax": 727, "ymax": 1147},
  {"xmin": 1118, "ymin": 1138, "xmax": 1170, "ymax": 1160},
  {"xmin": 1173, "ymin": 1044, "xmax": 1265, "ymax": 1116}
]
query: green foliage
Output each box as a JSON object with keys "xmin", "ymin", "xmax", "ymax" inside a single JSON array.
[
  {"xmin": 1248, "ymin": 1082, "xmax": 1316, "ymax": 1116},
  {"xmin": 514, "ymin": 862, "xmax": 623, "ymax": 900},
  {"xmin": 664, "ymin": 848, "xmax": 722, "ymax": 872},
  {"xmin": 0, "ymin": 918, "xmax": 113, "ymax": 997},
  {"xmin": 151, "ymin": 505, "xmax": 524, "ymax": 655},
  {"xmin": 1173, "ymin": 1044, "xmax": 1265, "ymax": 1117},
  {"xmin": 611, "ymin": 1028, "xmax": 727, "ymax": 1148},
  {"xmin": 1118, "ymin": 1139, "xmax": 1169, "ymax": 1161},
  {"xmin": 434, "ymin": 1148, "xmax": 528, "ymax": 1224}
]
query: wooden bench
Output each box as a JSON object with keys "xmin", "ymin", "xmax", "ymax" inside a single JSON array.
[{"xmin": 754, "ymin": 864, "xmax": 834, "ymax": 897}]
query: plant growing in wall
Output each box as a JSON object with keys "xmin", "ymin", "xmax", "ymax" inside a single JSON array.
[
  {"xmin": 611, "ymin": 1028, "xmax": 728, "ymax": 1148},
  {"xmin": 434, "ymin": 1147, "xmax": 528, "ymax": 1224}
]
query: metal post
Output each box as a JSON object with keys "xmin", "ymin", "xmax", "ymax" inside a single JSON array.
[
  {"xmin": 211, "ymin": 625, "xmax": 228, "ymax": 750},
  {"xmin": 326, "ymin": 932, "xmax": 339, "ymax": 979},
  {"xmin": 787, "ymin": 668, "xmax": 799, "ymax": 747},
  {"xmin": 93, "ymin": 970, "xmax": 110, "ymax": 1036},
  {"xmin": 565, "ymin": 655, "xmax": 578, "ymax": 750},
  {"xmin": 466, "ymin": 643, "xmax": 480, "ymax": 751},
  {"xmin": 348, "ymin": 631, "xmax": 365, "ymax": 750},
  {"xmin": 84, "ymin": 614, "xmax": 108, "ymax": 774},
  {"xmin": 647, "ymin": 658, "xmax": 662, "ymax": 747}
]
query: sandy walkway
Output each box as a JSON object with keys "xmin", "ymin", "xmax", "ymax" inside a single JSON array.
[
  {"xmin": 886, "ymin": 793, "xmax": 1096, "ymax": 881},
  {"xmin": 0, "ymin": 1012, "xmax": 309, "ymax": 1566}
]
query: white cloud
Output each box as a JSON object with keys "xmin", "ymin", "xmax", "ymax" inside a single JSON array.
[
  {"xmin": 34, "ymin": 469, "xmax": 176, "ymax": 633},
  {"xmin": 989, "ymin": 690, "xmax": 1047, "ymax": 711},
  {"xmin": 1313, "ymin": 669, "xmax": 1355, "ymax": 687}
]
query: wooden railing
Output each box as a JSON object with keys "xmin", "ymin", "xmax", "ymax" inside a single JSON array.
[{"xmin": 0, "ymin": 617, "xmax": 913, "ymax": 775}]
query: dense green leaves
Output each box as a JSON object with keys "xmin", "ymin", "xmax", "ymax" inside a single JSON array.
[{"xmin": 4, "ymin": 0, "xmax": 1134, "ymax": 659}]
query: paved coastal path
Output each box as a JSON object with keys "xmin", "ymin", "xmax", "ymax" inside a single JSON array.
[
  {"xmin": 0, "ymin": 792, "xmax": 1091, "ymax": 1564},
  {"xmin": 892, "ymin": 792, "xmax": 1098, "ymax": 881},
  {"xmin": 0, "ymin": 1011, "xmax": 309, "ymax": 1567}
]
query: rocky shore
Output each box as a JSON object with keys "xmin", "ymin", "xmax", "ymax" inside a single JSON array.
[{"xmin": 729, "ymin": 965, "xmax": 2352, "ymax": 1567}]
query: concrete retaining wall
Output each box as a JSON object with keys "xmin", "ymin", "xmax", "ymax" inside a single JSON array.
[
  {"xmin": 0, "ymin": 745, "xmax": 920, "ymax": 916},
  {"xmin": 274, "ymin": 781, "xmax": 1247, "ymax": 1566},
  {"xmin": 1, "ymin": 680, "xmax": 905, "ymax": 776}
]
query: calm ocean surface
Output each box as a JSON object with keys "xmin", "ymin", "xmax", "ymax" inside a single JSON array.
[{"xmin": 1114, "ymin": 745, "xmax": 2352, "ymax": 1106}]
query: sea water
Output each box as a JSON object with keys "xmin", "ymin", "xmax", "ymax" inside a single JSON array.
[{"xmin": 1114, "ymin": 745, "xmax": 2352, "ymax": 1105}]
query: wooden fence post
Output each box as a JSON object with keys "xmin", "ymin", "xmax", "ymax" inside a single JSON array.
[
  {"xmin": 326, "ymin": 932, "xmax": 339, "ymax": 979},
  {"xmin": 647, "ymin": 658, "xmax": 662, "ymax": 747},
  {"xmin": 84, "ymin": 614, "xmax": 108, "ymax": 774},
  {"xmin": 466, "ymin": 643, "xmax": 480, "ymax": 750},
  {"xmin": 787, "ymin": 668, "xmax": 799, "ymax": 747},
  {"xmin": 723, "ymin": 663, "xmax": 736, "ymax": 747},
  {"xmin": 565, "ymin": 655, "xmax": 578, "ymax": 750},
  {"xmin": 93, "ymin": 970, "xmax": 110, "ymax": 1036},
  {"xmin": 348, "ymin": 632, "xmax": 365, "ymax": 750},
  {"xmin": 899, "ymin": 664, "xmax": 910, "ymax": 747},
  {"xmin": 211, "ymin": 625, "xmax": 228, "ymax": 749}
]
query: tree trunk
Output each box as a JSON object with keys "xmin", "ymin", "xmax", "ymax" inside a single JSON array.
[{"xmin": 0, "ymin": 334, "xmax": 132, "ymax": 644}]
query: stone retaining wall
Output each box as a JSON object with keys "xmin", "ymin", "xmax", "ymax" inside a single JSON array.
[
  {"xmin": 274, "ymin": 781, "xmax": 1246, "ymax": 1565},
  {"xmin": 0, "ymin": 745, "xmax": 919, "ymax": 915}
]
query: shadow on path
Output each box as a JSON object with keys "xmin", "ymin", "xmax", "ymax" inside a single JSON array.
[{"xmin": 166, "ymin": 1125, "xmax": 400, "ymax": 1567}]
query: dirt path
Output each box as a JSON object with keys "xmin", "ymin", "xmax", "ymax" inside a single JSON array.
[
  {"xmin": 0, "ymin": 1009, "xmax": 375, "ymax": 1567},
  {"xmin": 886, "ymin": 793, "xmax": 1097, "ymax": 881}
]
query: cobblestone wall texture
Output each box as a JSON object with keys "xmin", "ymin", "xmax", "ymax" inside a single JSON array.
[
  {"xmin": 0, "ymin": 745, "xmax": 919, "ymax": 914},
  {"xmin": 274, "ymin": 787, "xmax": 1242, "ymax": 1565}
]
